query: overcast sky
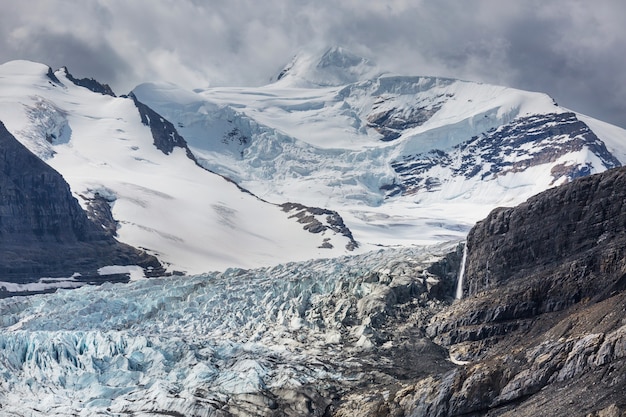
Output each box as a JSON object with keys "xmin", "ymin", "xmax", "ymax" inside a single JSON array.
[{"xmin": 1, "ymin": 0, "xmax": 624, "ymax": 128}]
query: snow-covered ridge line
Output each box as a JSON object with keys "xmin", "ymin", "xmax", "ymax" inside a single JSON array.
[{"xmin": 2, "ymin": 50, "xmax": 626, "ymax": 275}]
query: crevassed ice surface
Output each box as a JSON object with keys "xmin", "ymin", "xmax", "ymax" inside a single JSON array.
[{"xmin": 0, "ymin": 244, "xmax": 454, "ymax": 416}]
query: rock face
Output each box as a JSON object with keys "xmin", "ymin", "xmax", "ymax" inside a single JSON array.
[
  {"xmin": 385, "ymin": 112, "xmax": 620, "ymax": 197},
  {"xmin": 335, "ymin": 166, "xmax": 626, "ymax": 416},
  {"xmin": 280, "ymin": 202, "xmax": 359, "ymax": 250},
  {"xmin": 463, "ymin": 164, "xmax": 626, "ymax": 303},
  {"xmin": 0, "ymin": 120, "xmax": 161, "ymax": 283},
  {"xmin": 129, "ymin": 92, "xmax": 198, "ymax": 160}
]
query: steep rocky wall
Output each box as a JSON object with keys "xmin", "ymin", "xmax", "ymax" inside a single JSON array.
[
  {"xmin": 464, "ymin": 166, "xmax": 626, "ymax": 298},
  {"xmin": 0, "ymin": 121, "xmax": 161, "ymax": 282}
]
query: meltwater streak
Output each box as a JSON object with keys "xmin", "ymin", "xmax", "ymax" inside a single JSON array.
[{"xmin": 455, "ymin": 243, "xmax": 468, "ymax": 300}]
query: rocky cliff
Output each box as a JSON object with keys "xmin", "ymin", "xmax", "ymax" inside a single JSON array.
[
  {"xmin": 0, "ymin": 120, "xmax": 161, "ymax": 283},
  {"xmin": 334, "ymin": 166, "xmax": 626, "ymax": 416}
]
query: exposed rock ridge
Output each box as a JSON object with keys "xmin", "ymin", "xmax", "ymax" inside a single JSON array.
[
  {"xmin": 281, "ymin": 202, "xmax": 359, "ymax": 250},
  {"xmin": 366, "ymin": 91, "xmax": 449, "ymax": 142},
  {"xmin": 128, "ymin": 92, "xmax": 198, "ymax": 161},
  {"xmin": 62, "ymin": 67, "xmax": 116, "ymax": 96},
  {"xmin": 385, "ymin": 112, "xmax": 620, "ymax": 196},
  {"xmin": 0, "ymin": 120, "xmax": 162, "ymax": 283}
]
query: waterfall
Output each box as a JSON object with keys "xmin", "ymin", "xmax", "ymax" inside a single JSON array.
[{"xmin": 455, "ymin": 243, "xmax": 468, "ymax": 300}]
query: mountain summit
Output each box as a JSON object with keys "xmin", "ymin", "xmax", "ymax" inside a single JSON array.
[{"xmin": 272, "ymin": 46, "xmax": 380, "ymax": 87}]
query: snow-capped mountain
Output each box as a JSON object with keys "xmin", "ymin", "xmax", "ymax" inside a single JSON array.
[
  {"xmin": 1, "ymin": 47, "xmax": 626, "ymax": 278},
  {"xmin": 133, "ymin": 46, "xmax": 626, "ymax": 251},
  {"xmin": 271, "ymin": 45, "xmax": 381, "ymax": 87},
  {"xmin": 2, "ymin": 47, "xmax": 626, "ymax": 417},
  {"xmin": 0, "ymin": 60, "xmax": 357, "ymax": 277}
]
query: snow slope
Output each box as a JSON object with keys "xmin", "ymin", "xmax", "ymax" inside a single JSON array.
[
  {"xmin": 0, "ymin": 60, "xmax": 356, "ymax": 275},
  {"xmin": 133, "ymin": 47, "xmax": 626, "ymax": 250}
]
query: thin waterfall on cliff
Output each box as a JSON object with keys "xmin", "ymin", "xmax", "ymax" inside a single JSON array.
[{"xmin": 456, "ymin": 243, "xmax": 468, "ymax": 299}]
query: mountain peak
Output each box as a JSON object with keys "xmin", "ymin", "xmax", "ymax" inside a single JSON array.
[{"xmin": 272, "ymin": 46, "xmax": 380, "ymax": 87}]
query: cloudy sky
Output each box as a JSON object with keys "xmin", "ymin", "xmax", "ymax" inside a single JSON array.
[{"xmin": 1, "ymin": 0, "xmax": 624, "ymax": 128}]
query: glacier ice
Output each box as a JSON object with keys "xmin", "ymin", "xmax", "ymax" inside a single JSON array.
[{"xmin": 0, "ymin": 244, "xmax": 457, "ymax": 416}]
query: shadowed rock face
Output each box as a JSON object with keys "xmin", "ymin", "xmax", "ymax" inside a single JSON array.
[
  {"xmin": 0, "ymin": 120, "xmax": 161, "ymax": 282},
  {"xmin": 464, "ymin": 165, "xmax": 626, "ymax": 302},
  {"xmin": 129, "ymin": 92, "xmax": 198, "ymax": 161}
]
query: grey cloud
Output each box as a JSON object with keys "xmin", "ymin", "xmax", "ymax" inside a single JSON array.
[
  {"xmin": 0, "ymin": 0, "xmax": 624, "ymax": 128},
  {"xmin": 7, "ymin": 30, "xmax": 130, "ymax": 91}
]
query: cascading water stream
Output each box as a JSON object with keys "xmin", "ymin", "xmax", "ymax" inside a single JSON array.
[{"xmin": 455, "ymin": 243, "xmax": 468, "ymax": 300}]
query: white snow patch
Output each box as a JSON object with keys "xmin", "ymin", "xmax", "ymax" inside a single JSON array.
[{"xmin": 97, "ymin": 265, "xmax": 146, "ymax": 281}]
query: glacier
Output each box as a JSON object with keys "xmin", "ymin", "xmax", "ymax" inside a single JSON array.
[{"xmin": 0, "ymin": 244, "xmax": 457, "ymax": 416}]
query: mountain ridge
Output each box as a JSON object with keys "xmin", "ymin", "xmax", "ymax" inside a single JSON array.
[
  {"xmin": 0, "ymin": 59, "xmax": 360, "ymax": 279},
  {"xmin": 1, "ymin": 51, "xmax": 626, "ymax": 278}
]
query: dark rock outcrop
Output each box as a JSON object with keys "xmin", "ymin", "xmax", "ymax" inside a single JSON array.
[
  {"xmin": 0, "ymin": 120, "xmax": 162, "ymax": 283},
  {"xmin": 62, "ymin": 67, "xmax": 116, "ymax": 96},
  {"xmin": 129, "ymin": 92, "xmax": 197, "ymax": 161},
  {"xmin": 280, "ymin": 202, "xmax": 359, "ymax": 250},
  {"xmin": 366, "ymin": 99, "xmax": 442, "ymax": 141},
  {"xmin": 459, "ymin": 164, "xmax": 626, "ymax": 312}
]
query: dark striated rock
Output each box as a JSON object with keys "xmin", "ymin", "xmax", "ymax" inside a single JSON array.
[
  {"xmin": 385, "ymin": 112, "xmax": 620, "ymax": 197},
  {"xmin": 464, "ymin": 165, "xmax": 626, "ymax": 300},
  {"xmin": 129, "ymin": 92, "xmax": 197, "ymax": 161},
  {"xmin": 280, "ymin": 202, "xmax": 358, "ymax": 250},
  {"xmin": 0, "ymin": 120, "xmax": 162, "ymax": 283}
]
